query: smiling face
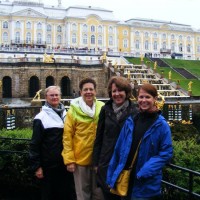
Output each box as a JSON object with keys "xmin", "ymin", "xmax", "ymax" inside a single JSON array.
[
  {"xmin": 45, "ymin": 88, "xmax": 61, "ymax": 108},
  {"xmin": 80, "ymin": 82, "xmax": 96, "ymax": 107},
  {"xmin": 137, "ymin": 88, "xmax": 157, "ymax": 112},
  {"xmin": 111, "ymin": 83, "xmax": 127, "ymax": 106}
]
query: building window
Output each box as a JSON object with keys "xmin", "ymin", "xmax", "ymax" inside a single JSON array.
[
  {"xmin": 57, "ymin": 35, "xmax": 62, "ymax": 44},
  {"xmin": 57, "ymin": 25, "xmax": 62, "ymax": 32},
  {"xmin": 187, "ymin": 36, "xmax": 191, "ymax": 41},
  {"xmin": 98, "ymin": 35, "xmax": 102, "ymax": 45},
  {"xmin": 72, "ymin": 23, "xmax": 77, "ymax": 31},
  {"xmin": 144, "ymin": 40, "xmax": 149, "ymax": 50},
  {"xmin": 145, "ymin": 32, "xmax": 149, "ymax": 38},
  {"xmin": 171, "ymin": 34, "xmax": 175, "ymax": 40},
  {"xmin": 26, "ymin": 32, "xmax": 31, "ymax": 44},
  {"xmin": 83, "ymin": 24, "xmax": 87, "ymax": 32},
  {"xmin": 72, "ymin": 33, "xmax": 76, "ymax": 44},
  {"xmin": 15, "ymin": 32, "xmax": 20, "ymax": 43},
  {"xmin": 162, "ymin": 42, "xmax": 166, "ymax": 49},
  {"xmin": 179, "ymin": 35, "xmax": 183, "ymax": 40},
  {"xmin": 153, "ymin": 41, "xmax": 157, "ymax": 50},
  {"xmin": 124, "ymin": 30, "xmax": 128, "ymax": 36},
  {"xmin": 179, "ymin": 43, "xmax": 183, "ymax": 52},
  {"xmin": 135, "ymin": 31, "xmax": 139, "ymax": 36},
  {"xmin": 109, "ymin": 27, "xmax": 113, "ymax": 34},
  {"xmin": 98, "ymin": 25, "xmax": 102, "ymax": 33},
  {"xmin": 26, "ymin": 22, "xmax": 31, "ymax": 29},
  {"xmin": 135, "ymin": 40, "xmax": 139, "ymax": 49},
  {"xmin": 91, "ymin": 25, "xmax": 95, "ymax": 32},
  {"xmin": 91, "ymin": 35, "xmax": 95, "ymax": 44},
  {"xmin": 47, "ymin": 24, "xmax": 51, "ymax": 32},
  {"xmin": 83, "ymin": 34, "xmax": 87, "ymax": 44},
  {"xmin": 171, "ymin": 42, "xmax": 175, "ymax": 51},
  {"xmin": 123, "ymin": 39, "xmax": 128, "ymax": 48},
  {"xmin": 47, "ymin": 34, "xmax": 51, "ymax": 44},
  {"xmin": 153, "ymin": 32, "xmax": 157, "ymax": 38},
  {"xmin": 37, "ymin": 22, "xmax": 42, "ymax": 30},
  {"xmin": 162, "ymin": 33, "xmax": 166, "ymax": 39},
  {"xmin": 16, "ymin": 21, "xmax": 21, "ymax": 29},
  {"xmin": 187, "ymin": 44, "xmax": 191, "ymax": 52},
  {"xmin": 109, "ymin": 36, "xmax": 113, "ymax": 45},
  {"xmin": 3, "ymin": 21, "xmax": 8, "ymax": 29},
  {"xmin": 197, "ymin": 45, "xmax": 200, "ymax": 53},
  {"xmin": 3, "ymin": 32, "xmax": 8, "ymax": 42},
  {"xmin": 37, "ymin": 33, "xmax": 42, "ymax": 44}
]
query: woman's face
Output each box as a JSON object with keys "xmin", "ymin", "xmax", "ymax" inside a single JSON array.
[
  {"xmin": 138, "ymin": 88, "xmax": 156, "ymax": 112},
  {"xmin": 111, "ymin": 83, "xmax": 126, "ymax": 106}
]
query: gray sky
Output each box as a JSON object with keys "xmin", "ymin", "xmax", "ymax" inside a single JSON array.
[{"xmin": 42, "ymin": 0, "xmax": 200, "ymax": 29}]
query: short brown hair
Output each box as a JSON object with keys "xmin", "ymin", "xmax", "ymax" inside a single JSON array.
[
  {"xmin": 138, "ymin": 83, "xmax": 158, "ymax": 98},
  {"xmin": 107, "ymin": 76, "xmax": 132, "ymax": 99},
  {"xmin": 79, "ymin": 78, "xmax": 97, "ymax": 90}
]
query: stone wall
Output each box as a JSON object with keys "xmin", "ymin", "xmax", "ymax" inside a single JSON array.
[{"xmin": 0, "ymin": 63, "xmax": 108, "ymax": 98}]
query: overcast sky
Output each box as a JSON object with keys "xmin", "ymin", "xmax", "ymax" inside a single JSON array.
[{"xmin": 42, "ymin": 0, "xmax": 200, "ymax": 29}]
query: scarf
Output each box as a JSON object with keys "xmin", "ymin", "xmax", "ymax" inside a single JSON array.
[
  {"xmin": 112, "ymin": 100, "xmax": 129, "ymax": 121},
  {"xmin": 79, "ymin": 97, "xmax": 96, "ymax": 118},
  {"xmin": 45, "ymin": 102, "xmax": 65, "ymax": 118}
]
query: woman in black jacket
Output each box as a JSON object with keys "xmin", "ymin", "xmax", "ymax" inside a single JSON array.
[{"xmin": 93, "ymin": 76, "xmax": 137, "ymax": 200}]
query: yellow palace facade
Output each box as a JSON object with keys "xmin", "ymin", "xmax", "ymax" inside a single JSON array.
[{"xmin": 0, "ymin": 0, "xmax": 200, "ymax": 60}]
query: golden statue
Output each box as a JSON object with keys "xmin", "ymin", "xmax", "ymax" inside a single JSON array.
[
  {"xmin": 168, "ymin": 71, "xmax": 172, "ymax": 79},
  {"xmin": 102, "ymin": 52, "xmax": 107, "ymax": 61},
  {"xmin": 155, "ymin": 92, "xmax": 165, "ymax": 110},
  {"xmin": 0, "ymin": 80, "xmax": 2, "ymax": 89},
  {"xmin": 154, "ymin": 61, "xmax": 157, "ymax": 70},
  {"xmin": 127, "ymin": 70, "xmax": 131, "ymax": 79},
  {"xmin": 188, "ymin": 81, "xmax": 193, "ymax": 91},
  {"xmin": 44, "ymin": 53, "xmax": 55, "ymax": 63},
  {"xmin": 33, "ymin": 89, "xmax": 42, "ymax": 100},
  {"xmin": 140, "ymin": 54, "xmax": 144, "ymax": 62}
]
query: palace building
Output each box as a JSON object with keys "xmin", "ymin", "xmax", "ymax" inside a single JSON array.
[{"xmin": 0, "ymin": 0, "xmax": 200, "ymax": 60}]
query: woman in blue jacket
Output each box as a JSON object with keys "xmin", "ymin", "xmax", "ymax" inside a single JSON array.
[{"xmin": 107, "ymin": 83, "xmax": 173, "ymax": 200}]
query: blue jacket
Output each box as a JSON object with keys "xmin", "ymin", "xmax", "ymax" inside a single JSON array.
[{"xmin": 106, "ymin": 114, "xmax": 173, "ymax": 198}]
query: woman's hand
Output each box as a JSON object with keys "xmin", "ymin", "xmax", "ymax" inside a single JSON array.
[{"xmin": 67, "ymin": 163, "xmax": 76, "ymax": 172}]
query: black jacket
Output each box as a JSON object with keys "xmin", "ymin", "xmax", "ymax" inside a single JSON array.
[
  {"xmin": 92, "ymin": 99, "xmax": 137, "ymax": 191},
  {"xmin": 29, "ymin": 106, "xmax": 66, "ymax": 171}
]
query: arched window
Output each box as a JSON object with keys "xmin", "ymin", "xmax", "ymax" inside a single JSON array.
[
  {"xmin": 109, "ymin": 36, "xmax": 113, "ymax": 45},
  {"xmin": 26, "ymin": 32, "xmax": 31, "ymax": 44},
  {"xmin": 3, "ymin": 21, "xmax": 8, "ymax": 29},
  {"xmin": 91, "ymin": 25, "xmax": 95, "ymax": 32},
  {"xmin": 162, "ymin": 42, "xmax": 166, "ymax": 49},
  {"xmin": 145, "ymin": 32, "xmax": 149, "ymax": 38},
  {"xmin": 109, "ymin": 27, "xmax": 113, "ymax": 34},
  {"xmin": 37, "ymin": 33, "xmax": 42, "ymax": 44},
  {"xmin": 57, "ymin": 25, "xmax": 62, "ymax": 32},
  {"xmin": 145, "ymin": 40, "xmax": 149, "ymax": 50},
  {"xmin": 47, "ymin": 24, "xmax": 51, "ymax": 31},
  {"xmin": 3, "ymin": 76, "xmax": 12, "ymax": 98},
  {"xmin": 135, "ymin": 40, "xmax": 139, "ymax": 49},
  {"xmin": 15, "ymin": 32, "xmax": 20, "ymax": 43},
  {"xmin": 171, "ymin": 42, "xmax": 175, "ymax": 51},
  {"xmin": 3, "ymin": 32, "xmax": 8, "ymax": 42},
  {"xmin": 187, "ymin": 36, "xmax": 191, "ymax": 41},
  {"xmin": 135, "ymin": 31, "xmax": 140, "ymax": 36},
  {"xmin": 72, "ymin": 23, "xmax": 77, "ymax": 31},
  {"xmin": 46, "ymin": 76, "xmax": 54, "ymax": 87},
  {"xmin": 72, "ymin": 33, "xmax": 76, "ymax": 44},
  {"xmin": 98, "ymin": 35, "xmax": 102, "ymax": 45},
  {"xmin": 83, "ymin": 24, "xmax": 87, "ymax": 32},
  {"xmin": 153, "ymin": 41, "xmax": 157, "ymax": 50},
  {"xmin": 153, "ymin": 32, "xmax": 157, "ymax": 38},
  {"xmin": 171, "ymin": 34, "xmax": 175, "ymax": 40},
  {"xmin": 61, "ymin": 76, "xmax": 70, "ymax": 97},
  {"xmin": 57, "ymin": 35, "xmax": 62, "ymax": 44},
  {"xmin": 187, "ymin": 44, "xmax": 191, "ymax": 52},
  {"xmin": 47, "ymin": 34, "xmax": 51, "ymax": 44},
  {"xmin": 16, "ymin": 21, "xmax": 21, "ymax": 29},
  {"xmin": 91, "ymin": 35, "xmax": 95, "ymax": 44},
  {"xmin": 179, "ymin": 35, "xmax": 183, "ymax": 40},
  {"xmin": 123, "ymin": 39, "xmax": 128, "ymax": 48},
  {"xmin": 83, "ymin": 34, "xmax": 87, "ymax": 44},
  {"xmin": 29, "ymin": 76, "xmax": 39, "ymax": 97},
  {"xmin": 162, "ymin": 33, "xmax": 166, "ymax": 39},
  {"xmin": 37, "ymin": 22, "xmax": 42, "ymax": 30},
  {"xmin": 26, "ymin": 22, "xmax": 31, "ymax": 29},
  {"xmin": 179, "ymin": 43, "xmax": 183, "ymax": 52},
  {"xmin": 98, "ymin": 25, "xmax": 102, "ymax": 33},
  {"xmin": 124, "ymin": 30, "xmax": 128, "ymax": 36}
]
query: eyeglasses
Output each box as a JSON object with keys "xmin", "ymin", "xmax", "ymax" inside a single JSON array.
[{"xmin": 47, "ymin": 94, "xmax": 60, "ymax": 97}]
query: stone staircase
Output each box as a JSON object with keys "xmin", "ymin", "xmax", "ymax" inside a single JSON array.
[{"xmin": 173, "ymin": 68, "xmax": 198, "ymax": 79}]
